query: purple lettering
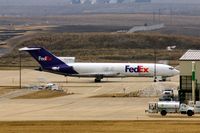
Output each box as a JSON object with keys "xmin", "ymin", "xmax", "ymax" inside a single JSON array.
[{"xmin": 125, "ymin": 65, "xmax": 149, "ymax": 73}]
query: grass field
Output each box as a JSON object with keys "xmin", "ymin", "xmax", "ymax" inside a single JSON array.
[
  {"xmin": 91, "ymin": 92, "xmax": 139, "ymax": 98},
  {"xmin": 1, "ymin": 32, "xmax": 197, "ymax": 66},
  {"xmin": 1, "ymin": 14, "xmax": 200, "ymax": 67},
  {"xmin": 0, "ymin": 121, "xmax": 199, "ymax": 133},
  {"xmin": 13, "ymin": 90, "xmax": 69, "ymax": 99},
  {"xmin": 0, "ymin": 86, "xmax": 19, "ymax": 95}
]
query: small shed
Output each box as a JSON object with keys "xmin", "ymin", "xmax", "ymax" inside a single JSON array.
[{"xmin": 179, "ymin": 50, "xmax": 200, "ymax": 103}]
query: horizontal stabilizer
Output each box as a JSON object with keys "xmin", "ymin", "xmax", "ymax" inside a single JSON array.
[{"xmin": 19, "ymin": 47, "xmax": 41, "ymax": 51}]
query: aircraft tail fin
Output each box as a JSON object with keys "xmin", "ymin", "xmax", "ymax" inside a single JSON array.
[{"xmin": 19, "ymin": 47, "xmax": 65, "ymax": 69}]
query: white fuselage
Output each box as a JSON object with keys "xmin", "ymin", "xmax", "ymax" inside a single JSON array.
[
  {"xmin": 66, "ymin": 63, "xmax": 179, "ymax": 78},
  {"xmin": 19, "ymin": 47, "xmax": 180, "ymax": 82}
]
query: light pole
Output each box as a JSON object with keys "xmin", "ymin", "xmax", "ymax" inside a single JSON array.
[
  {"xmin": 154, "ymin": 49, "xmax": 157, "ymax": 82},
  {"xmin": 19, "ymin": 51, "xmax": 22, "ymax": 89},
  {"xmin": 153, "ymin": 11, "xmax": 155, "ymax": 24},
  {"xmin": 158, "ymin": 8, "xmax": 161, "ymax": 24}
]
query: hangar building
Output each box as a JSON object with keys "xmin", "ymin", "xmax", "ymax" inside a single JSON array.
[{"xmin": 179, "ymin": 50, "xmax": 200, "ymax": 103}]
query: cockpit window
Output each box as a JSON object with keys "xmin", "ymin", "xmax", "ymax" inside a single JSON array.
[{"xmin": 169, "ymin": 67, "xmax": 174, "ymax": 70}]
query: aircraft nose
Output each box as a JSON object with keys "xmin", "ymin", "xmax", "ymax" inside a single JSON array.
[{"xmin": 173, "ymin": 69, "xmax": 180, "ymax": 75}]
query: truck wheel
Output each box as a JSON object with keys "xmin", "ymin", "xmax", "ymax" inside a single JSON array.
[
  {"xmin": 161, "ymin": 110, "xmax": 167, "ymax": 116},
  {"xmin": 187, "ymin": 110, "xmax": 194, "ymax": 116}
]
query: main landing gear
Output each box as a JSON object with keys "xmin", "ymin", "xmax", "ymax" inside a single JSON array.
[
  {"xmin": 94, "ymin": 75, "xmax": 103, "ymax": 83},
  {"xmin": 95, "ymin": 78, "xmax": 101, "ymax": 82},
  {"xmin": 154, "ymin": 76, "xmax": 167, "ymax": 82},
  {"xmin": 154, "ymin": 77, "xmax": 157, "ymax": 82}
]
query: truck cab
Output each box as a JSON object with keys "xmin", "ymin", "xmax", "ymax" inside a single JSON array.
[{"xmin": 179, "ymin": 104, "xmax": 194, "ymax": 116}]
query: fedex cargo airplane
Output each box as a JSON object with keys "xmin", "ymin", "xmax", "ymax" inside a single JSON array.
[{"xmin": 19, "ymin": 47, "xmax": 179, "ymax": 82}]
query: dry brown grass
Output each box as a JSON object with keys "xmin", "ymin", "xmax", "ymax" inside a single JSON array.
[
  {"xmin": 0, "ymin": 86, "xmax": 19, "ymax": 95},
  {"xmin": 13, "ymin": 90, "xmax": 69, "ymax": 99},
  {"xmin": 0, "ymin": 121, "xmax": 199, "ymax": 133},
  {"xmin": 91, "ymin": 91, "xmax": 139, "ymax": 98},
  {"xmin": 2, "ymin": 32, "xmax": 199, "ymax": 67}
]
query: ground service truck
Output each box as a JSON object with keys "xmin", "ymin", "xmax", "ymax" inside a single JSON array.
[{"xmin": 146, "ymin": 101, "xmax": 194, "ymax": 116}]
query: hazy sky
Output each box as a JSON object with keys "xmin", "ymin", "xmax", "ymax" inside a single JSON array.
[
  {"xmin": 0, "ymin": 0, "xmax": 200, "ymax": 6},
  {"xmin": 152, "ymin": 0, "xmax": 200, "ymax": 3},
  {"xmin": 0, "ymin": 0, "xmax": 70, "ymax": 6}
]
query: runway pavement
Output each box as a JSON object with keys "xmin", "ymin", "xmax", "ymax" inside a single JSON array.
[{"xmin": 1, "ymin": 69, "xmax": 197, "ymax": 121}]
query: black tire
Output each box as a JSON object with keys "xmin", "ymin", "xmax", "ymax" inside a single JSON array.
[
  {"xmin": 181, "ymin": 111, "xmax": 186, "ymax": 114},
  {"xmin": 187, "ymin": 110, "xmax": 194, "ymax": 116},
  {"xmin": 95, "ymin": 79, "xmax": 101, "ymax": 83},
  {"xmin": 161, "ymin": 110, "xmax": 167, "ymax": 116}
]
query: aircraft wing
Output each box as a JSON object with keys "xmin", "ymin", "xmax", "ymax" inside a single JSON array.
[{"xmin": 75, "ymin": 72, "xmax": 123, "ymax": 77}]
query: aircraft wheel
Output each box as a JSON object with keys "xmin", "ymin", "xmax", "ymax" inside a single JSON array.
[{"xmin": 95, "ymin": 79, "xmax": 101, "ymax": 83}]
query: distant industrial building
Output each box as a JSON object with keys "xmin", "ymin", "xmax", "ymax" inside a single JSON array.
[
  {"xmin": 96, "ymin": 0, "xmax": 110, "ymax": 4},
  {"xmin": 71, "ymin": 0, "xmax": 81, "ymax": 4},
  {"xmin": 179, "ymin": 50, "xmax": 200, "ymax": 103},
  {"xmin": 135, "ymin": 0, "xmax": 151, "ymax": 3},
  {"xmin": 69, "ymin": 0, "xmax": 151, "ymax": 4},
  {"xmin": 70, "ymin": 0, "xmax": 200, "ymax": 4},
  {"xmin": 109, "ymin": 0, "xmax": 125, "ymax": 3},
  {"xmin": 81, "ymin": 0, "xmax": 92, "ymax": 4},
  {"xmin": 117, "ymin": 0, "xmax": 125, "ymax": 3}
]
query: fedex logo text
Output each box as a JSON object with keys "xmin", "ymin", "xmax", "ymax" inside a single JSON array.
[
  {"xmin": 125, "ymin": 65, "xmax": 149, "ymax": 73},
  {"xmin": 38, "ymin": 56, "xmax": 52, "ymax": 61}
]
